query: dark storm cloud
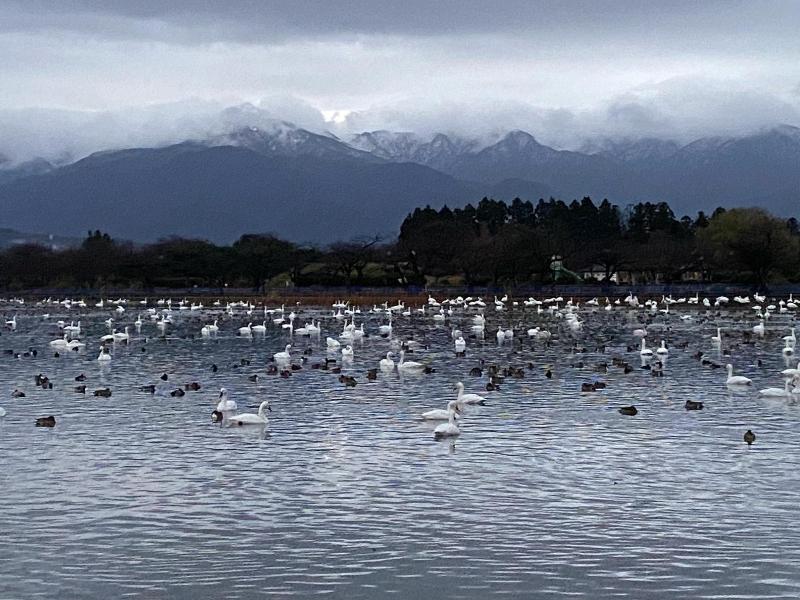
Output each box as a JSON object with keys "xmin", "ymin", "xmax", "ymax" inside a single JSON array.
[{"xmin": 0, "ymin": 0, "xmax": 799, "ymax": 162}]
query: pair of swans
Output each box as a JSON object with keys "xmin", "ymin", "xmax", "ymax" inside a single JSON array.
[
  {"xmin": 423, "ymin": 382, "xmax": 487, "ymax": 439},
  {"xmin": 379, "ymin": 350, "xmax": 425, "ymax": 372},
  {"xmin": 213, "ymin": 388, "xmax": 270, "ymax": 426}
]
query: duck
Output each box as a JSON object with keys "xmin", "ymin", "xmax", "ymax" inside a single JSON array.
[
  {"xmin": 725, "ymin": 364, "xmax": 752, "ymax": 386},
  {"xmin": 35, "ymin": 415, "xmax": 56, "ymax": 427},
  {"xmin": 93, "ymin": 388, "xmax": 112, "ymax": 397},
  {"xmin": 433, "ymin": 407, "xmax": 460, "ymax": 439},
  {"xmin": 271, "ymin": 343, "xmax": 291, "ymax": 362},
  {"xmin": 453, "ymin": 381, "xmax": 486, "ymax": 406},
  {"xmin": 744, "ymin": 429, "xmax": 756, "ymax": 446},
  {"xmin": 684, "ymin": 400, "xmax": 704, "ymax": 410},
  {"xmin": 226, "ymin": 400, "xmax": 271, "ymax": 427},
  {"xmin": 618, "ymin": 405, "xmax": 638, "ymax": 416}
]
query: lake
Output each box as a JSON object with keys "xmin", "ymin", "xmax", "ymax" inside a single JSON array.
[{"xmin": 1, "ymin": 297, "xmax": 799, "ymax": 599}]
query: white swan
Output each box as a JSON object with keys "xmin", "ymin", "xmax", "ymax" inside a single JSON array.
[
  {"xmin": 753, "ymin": 321, "xmax": 765, "ymax": 336},
  {"xmin": 783, "ymin": 339, "xmax": 794, "ymax": 355},
  {"xmin": 433, "ymin": 407, "xmax": 460, "ymax": 439},
  {"xmin": 226, "ymin": 400, "xmax": 271, "ymax": 426},
  {"xmin": 759, "ymin": 380, "xmax": 794, "ymax": 397},
  {"xmin": 711, "ymin": 328, "xmax": 722, "ymax": 344},
  {"xmin": 238, "ymin": 323, "xmax": 253, "ymax": 336},
  {"xmin": 50, "ymin": 334, "xmax": 70, "ymax": 349},
  {"xmin": 251, "ymin": 321, "xmax": 267, "ymax": 333},
  {"xmin": 379, "ymin": 352, "xmax": 395, "ymax": 371},
  {"xmin": 639, "ymin": 338, "xmax": 653, "ymax": 356},
  {"xmin": 454, "ymin": 381, "xmax": 486, "ymax": 406},
  {"xmin": 781, "ymin": 361, "xmax": 800, "ymax": 377},
  {"xmin": 274, "ymin": 344, "xmax": 292, "ymax": 362},
  {"xmin": 97, "ymin": 349, "xmax": 111, "ymax": 362},
  {"xmin": 341, "ymin": 345, "xmax": 354, "ymax": 359},
  {"xmin": 378, "ymin": 315, "xmax": 393, "ymax": 336},
  {"xmin": 726, "ymin": 364, "xmax": 751, "ymax": 386},
  {"xmin": 216, "ymin": 388, "xmax": 238, "ymax": 413},
  {"xmin": 454, "ymin": 336, "xmax": 466, "ymax": 353},
  {"xmin": 398, "ymin": 350, "xmax": 426, "ymax": 372},
  {"xmin": 422, "ymin": 400, "xmax": 461, "ymax": 421},
  {"xmin": 656, "ymin": 340, "xmax": 669, "ymax": 355},
  {"xmin": 0, "ymin": 406, "xmax": 5, "ymax": 417},
  {"xmin": 783, "ymin": 328, "xmax": 797, "ymax": 344}
]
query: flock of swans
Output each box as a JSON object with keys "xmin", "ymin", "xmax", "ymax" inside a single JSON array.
[{"xmin": 3, "ymin": 290, "xmax": 799, "ymax": 445}]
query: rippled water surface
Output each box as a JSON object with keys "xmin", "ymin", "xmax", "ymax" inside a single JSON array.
[{"xmin": 2, "ymin": 299, "xmax": 800, "ymax": 599}]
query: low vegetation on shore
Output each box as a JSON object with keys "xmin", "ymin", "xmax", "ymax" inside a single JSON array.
[{"xmin": 1, "ymin": 198, "xmax": 797, "ymax": 290}]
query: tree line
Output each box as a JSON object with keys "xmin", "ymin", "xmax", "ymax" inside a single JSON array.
[{"xmin": 1, "ymin": 197, "xmax": 798, "ymax": 290}]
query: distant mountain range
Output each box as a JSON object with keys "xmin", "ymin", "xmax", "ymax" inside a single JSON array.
[{"xmin": 0, "ymin": 121, "xmax": 798, "ymax": 244}]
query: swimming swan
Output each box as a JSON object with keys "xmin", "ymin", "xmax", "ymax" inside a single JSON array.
[
  {"xmin": 226, "ymin": 400, "xmax": 271, "ymax": 426},
  {"xmin": 725, "ymin": 364, "xmax": 751, "ymax": 386}
]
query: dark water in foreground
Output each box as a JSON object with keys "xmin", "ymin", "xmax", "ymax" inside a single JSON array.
[{"xmin": 1, "ymin": 302, "xmax": 799, "ymax": 598}]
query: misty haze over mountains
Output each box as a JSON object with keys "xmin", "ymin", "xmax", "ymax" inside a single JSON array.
[{"xmin": 0, "ymin": 119, "xmax": 798, "ymax": 244}]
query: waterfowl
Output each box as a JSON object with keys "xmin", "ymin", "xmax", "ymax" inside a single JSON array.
[
  {"xmin": 711, "ymin": 328, "xmax": 722, "ymax": 344},
  {"xmin": 454, "ymin": 336, "xmax": 466, "ymax": 353},
  {"xmin": 226, "ymin": 400, "xmax": 271, "ymax": 427},
  {"xmin": 93, "ymin": 388, "xmax": 112, "ymax": 397},
  {"xmin": 97, "ymin": 348, "xmax": 111, "ymax": 362},
  {"xmin": 639, "ymin": 339, "xmax": 653, "ymax": 356},
  {"xmin": 238, "ymin": 323, "xmax": 253, "ymax": 336},
  {"xmin": 274, "ymin": 344, "xmax": 292, "ymax": 362},
  {"xmin": 725, "ymin": 364, "xmax": 752, "ymax": 386},
  {"xmin": 684, "ymin": 400, "xmax": 704, "ymax": 410},
  {"xmin": 454, "ymin": 381, "xmax": 486, "ymax": 406},
  {"xmin": 744, "ymin": 429, "xmax": 756, "ymax": 446},
  {"xmin": 379, "ymin": 352, "xmax": 395, "ymax": 371},
  {"xmin": 398, "ymin": 350, "xmax": 426, "ymax": 372},
  {"xmin": 433, "ymin": 407, "xmax": 460, "ymax": 439},
  {"xmin": 618, "ymin": 406, "xmax": 638, "ymax": 416},
  {"xmin": 251, "ymin": 321, "xmax": 267, "ymax": 333},
  {"xmin": 341, "ymin": 345, "xmax": 354, "ymax": 359},
  {"xmin": 35, "ymin": 415, "xmax": 56, "ymax": 427},
  {"xmin": 656, "ymin": 340, "xmax": 669, "ymax": 355},
  {"xmin": 759, "ymin": 380, "xmax": 793, "ymax": 397},
  {"xmin": 422, "ymin": 400, "xmax": 462, "ymax": 421},
  {"xmin": 216, "ymin": 388, "xmax": 238, "ymax": 414}
]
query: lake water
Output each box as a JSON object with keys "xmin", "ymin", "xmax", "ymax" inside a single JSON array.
[{"xmin": 2, "ymin": 299, "xmax": 800, "ymax": 599}]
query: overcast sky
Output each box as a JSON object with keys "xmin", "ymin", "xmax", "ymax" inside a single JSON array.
[{"xmin": 2, "ymin": 0, "xmax": 800, "ymax": 162}]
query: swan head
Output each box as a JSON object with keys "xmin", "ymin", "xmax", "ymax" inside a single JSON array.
[
  {"xmin": 259, "ymin": 400, "xmax": 272, "ymax": 413},
  {"xmin": 453, "ymin": 382, "xmax": 465, "ymax": 392},
  {"xmin": 218, "ymin": 388, "xmax": 227, "ymax": 399},
  {"xmin": 726, "ymin": 364, "xmax": 733, "ymax": 373}
]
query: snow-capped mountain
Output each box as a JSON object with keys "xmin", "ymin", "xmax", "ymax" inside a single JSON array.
[
  {"xmin": 210, "ymin": 123, "xmax": 380, "ymax": 162},
  {"xmin": 350, "ymin": 130, "xmax": 480, "ymax": 171},
  {"xmin": 0, "ymin": 121, "xmax": 798, "ymax": 243}
]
